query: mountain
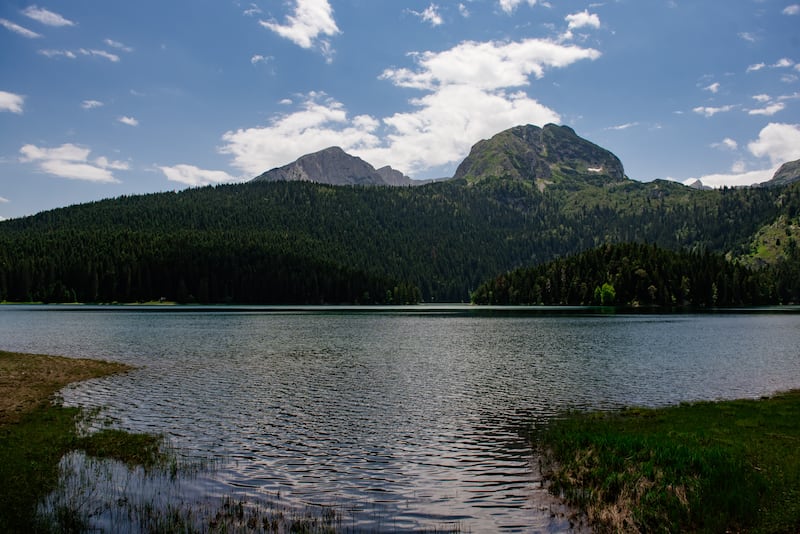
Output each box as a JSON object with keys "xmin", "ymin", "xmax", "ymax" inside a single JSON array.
[
  {"xmin": 453, "ymin": 124, "xmax": 626, "ymax": 188},
  {"xmin": 763, "ymin": 159, "xmax": 800, "ymax": 188},
  {"xmin": 252, "ymin": 146, "xmax": 421, "ymax": 186},
  {"xmin": 2, "ymin": 123, "xmax": 800, "ymax": 305}
]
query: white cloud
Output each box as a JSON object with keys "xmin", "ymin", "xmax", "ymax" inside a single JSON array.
[
  {"xmin": 159, "ymin": 165, "xmax": 239, "ymax": 187},
  {"xmin": 566, "ymin": 10, "xmax": 600, "ymax": 30},
  {"xmin": 703, "ymin": 82, "xmax": 720, "ymax": 93},
  {"xmin": 747, "ymin": 62, "xmax": 766, "ymax": 73},
  {"xmin": 260, "ymin": 0, "xmax": 339, "ymax": 58},
  {"xmin": 22, "ymin": 6, "xmax": 75, "ymax": 27},
  {"xmin": 221, "ymin": 38, "xmax": 597, "ymax": 177},
  {"xmin": 748, "ymin": 123, "xmax": 800, "ymax": 166},
  {"xmin": 104, "ymin": 38, "xmax": 133, "ymax": 52},
  {"xmin": 772, "ymin": 58, "xmax": 795, "ymax": 68},
  {"xmin": 361, "ymin": 85, "xmax": 560, "ymax": 175},
  {"xmin": 79, "ymin": 48, "xmax": 120, "ymax": 62},
  {"xmin": 380, "ymin": 38, "xmax": 600, "ymax": 91},
  {"xmin": 251, "ymin": 54, "xmax": 272, "ymax": 65},
  {"xmin": 692, "ymin": 104, "xmax": 736, "ymax": 117},
  {"xmin": 784, "ymin": 4, "xmax": 800, "ymax": 15},
  {"xmin": 678, "ymin": 123, "xmax": 800, "ymax": 188},
  {"xmin": 220, "ymin": 92, "xmax": 381, "ymax": 176},
  {"xmin": 118, "ymin": 116, "xmax": 139, "ymax": 126},
  {"xmin": 0, "ymin": 18, "xmax": 41, "ymax": 38},
  {"xmin": 81, "ymin": 99, "xmax": 104, "ymax": 109},
  {"xmin": 748, "ymin": 102, "xmax": 786, "ymax": 116},
  {"xmin": 738, "ymin": 32, "xmax": 757, "ymax": 43},
  {"xmin": 752, "ymin": 93, "xmax": 771, "ymax": 103},
  {"xmin": 19, "ymin": 143, "xmax": 127, "ymax": 183},
  {"xmin": 498, "ymin": 0, "xmax": 537, "ymax": 14},
  {"xmin": 605, "ymin": 122, "xmax": 639, "ymax": 131},
  {"xmin": 711, "ymin": 138, "xmax": 738, "ymax": 150},
  {"xmin": 459, "ymin": 4, "xmax": 470, "ymax": 17},
  {"xmin": 0, "ymin": 91, "xmax": 25, "ymax": 113},
  {"xmin": 0, "ymin": 196, "xmax": 8, "ymax": 203},
  {"xmin": 39, "ymin": 49, "xmax": 77, "ymax": 59},
  {"xmin": 410, "ymin": 4, "xmax": 444, "ymax": 26}
]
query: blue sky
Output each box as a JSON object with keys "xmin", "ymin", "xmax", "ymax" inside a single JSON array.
[{"xmin": 1, "ymin": 1, "xmax": 800, "ymax": 219}]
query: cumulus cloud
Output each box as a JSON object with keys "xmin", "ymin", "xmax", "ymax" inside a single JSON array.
[
  {"xmin": 159, "ymin": 165, "xmax": 239, "ymax": 187},
  {"xmin": 0, "ymin": 18, "xmax": 41, "ymax": 38},
  {"xmin": 380, "ymin": 38, "xmax": 600, "ymax": 91},
  {"xmin": 221, "ymin": 38, "xmax": 598, "ymax": 177},
  {"xmin": 19, "ymin": 143, "xmax": 127, "ymax": 183},
  {"xmin": 784, "ymin": 5, "xmax": 800, "ymax": 15},
  {"xmin": 747, "ymin": 62, "xmax": 766, "ymax": 73},
  {"xmin": 681, "ymin": 123, "xmax": 800, "ymax": 188},
  {"xmin": 118, "ymin": 116, "xmax": 139, "ymax": 126},
  {"xmin": 220, "ymin": 92, "xmax": 381, "ymax": 176},
  {"xmin": 410, "ymin": 4, "xmax": 444, "ymax": 26},
  {"xmin": 498, "ymin": 0, "xmax": 538, "ymax": 14},
  {"xmin": 748, "ymin": 123, "xmax": 800, "ymax": 166},
  {"xmin": 566, "ymin": 10, "xmax": 600, "ymax": 30},
  {"xmin": 260, "ymin": 0, "xmax": 339, "ymax": 59},
  {"xmin": 22, "ymin": 6, "xmax": 75, "ymax": 27},
  {"xmin": 0, "ymin": 91, "xmax": 25, "ymax": 113},
  {"xmin": 703, "ymin": 82, "xmax": 720, "ymax": 93}
]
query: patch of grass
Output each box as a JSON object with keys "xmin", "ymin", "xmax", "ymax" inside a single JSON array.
[
  {"xmin": 0, "ymin": 351, "xmax": 165, "ymax": 532},
  {"xmin": 77, "ymin": 428, "xmax": 168, "ymax": 471},
  {"xmin": 536, "ymin": 391, "xmax": 800, "ymax": 533}
]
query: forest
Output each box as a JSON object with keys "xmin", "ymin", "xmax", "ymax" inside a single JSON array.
[
  {"xmin": 471, "ymin": 242, "xmax": 800, "ymax": 306},
  {"xmin": 1, "ymin": 176, "xmax": 799, "ymax": 304}
]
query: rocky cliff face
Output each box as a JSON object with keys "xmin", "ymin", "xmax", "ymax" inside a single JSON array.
[
  {"xmin": 763, "ymin": 159, "xmax": 800, "ymax": 188},
  {"xmin": 452, "ymin": 124, "xmax": 626, "ymax": 187},
  {"xmin": 252, "ymin": 146, "xmax": 417, "ymax": 186}
]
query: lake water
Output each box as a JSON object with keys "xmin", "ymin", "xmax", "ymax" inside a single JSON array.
[{"xmin": 3, "ymin": 305, "xmax": 800, "ymax": 532}]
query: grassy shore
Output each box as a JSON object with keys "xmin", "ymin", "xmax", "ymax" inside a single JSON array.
[
  {"xmin": 0, "ymin": 350, "xmax": 166, "ymax": 532},
  {"xmin": 536, "ymin": 391, "xmax": 800, "ymax": 533}
]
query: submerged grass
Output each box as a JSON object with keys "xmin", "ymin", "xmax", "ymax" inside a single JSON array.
[{"xmin": 536, "ymin": 390, "xmax": 800, "ymax": 533}]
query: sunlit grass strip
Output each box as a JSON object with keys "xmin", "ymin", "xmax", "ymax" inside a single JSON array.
[{"xmin": 536, "ymin": 391, "xmax": 800, "ymax": 533}]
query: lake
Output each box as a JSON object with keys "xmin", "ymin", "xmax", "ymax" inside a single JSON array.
[{"xmin": 2, "ymin": 305, "xmax": 800, "ymax": 531}]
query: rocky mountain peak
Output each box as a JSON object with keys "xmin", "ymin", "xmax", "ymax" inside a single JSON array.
[
  {"xmin": 251, "ymin": 146, "xmax": 417, "ymax": 186},
  {"xmin": 453, "ymin": 123, "xmax": 626, "ymax": 187}
]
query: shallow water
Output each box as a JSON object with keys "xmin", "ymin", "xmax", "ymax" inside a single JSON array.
[{"xmin": 3, "ymin": 305, "xmax": 800, "ymax": 531}]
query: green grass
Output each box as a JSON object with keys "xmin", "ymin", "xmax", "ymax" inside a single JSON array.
[
  {"xmin": 0, "ymin": 403, "xmax": 166, "ymax": 533},
  {"xmin": 536, "ymin": 391, "xmax": 800, "ymax": 533}
]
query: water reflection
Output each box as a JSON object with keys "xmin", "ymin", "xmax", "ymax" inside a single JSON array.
[{"xmin": 2, "ymin": 306, "xmax": 800, "ymax": 531}]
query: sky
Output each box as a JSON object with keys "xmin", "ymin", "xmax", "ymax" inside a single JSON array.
[{"xmin": 1, "ymin": 0, "xmax": 800, "ymax": 220}]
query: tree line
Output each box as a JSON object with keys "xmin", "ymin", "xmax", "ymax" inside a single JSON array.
[
  {"xmin": 1, "ymin": 178, "xmax": 798, "ymax": 304},
  {"xmin": 471, "ymin": 242, "xmax": 799, "ymax": 306}
]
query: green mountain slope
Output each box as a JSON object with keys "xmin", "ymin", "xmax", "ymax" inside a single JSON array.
[{"xmin": 1, "ymin": 124, "xmax": 799, "ymax": 304}]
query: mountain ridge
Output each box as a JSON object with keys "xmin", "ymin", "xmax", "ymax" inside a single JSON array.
[
  {"xmin": 2, "ymin": 123, "xmax": 800, "ymax": 304},
  {"xmin": 252, "ymin": 146, "xmax": 424, "ymax": 187}
]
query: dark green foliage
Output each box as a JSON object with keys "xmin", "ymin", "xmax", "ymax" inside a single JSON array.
[
  {"xmin": 472, "ymin": 242, "xmax": 775, "ymax": 306},
  {"xmin": 1, "ymin": 177, "xmax": 800, "ymax": 304}
]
